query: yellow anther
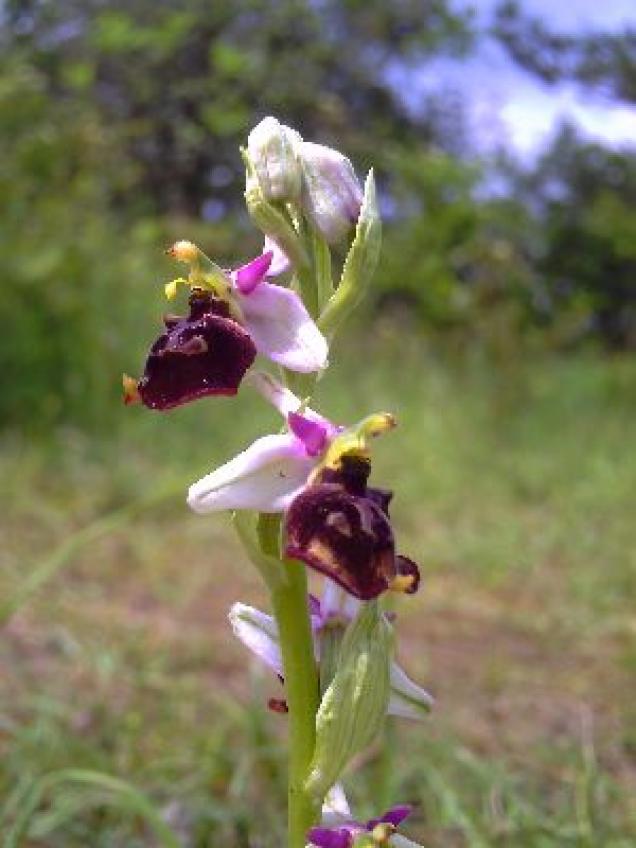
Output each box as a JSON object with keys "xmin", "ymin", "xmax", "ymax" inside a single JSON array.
[
  {"xmin": 357, "ymin": 412, "xmax": 396, "ymax": 439},
  {"xmin": 389, "ymin": 574, "xmax": 416, "ymax": 594},
  {"xmin": 320, "ymin": 412, "xmax": 396, "ymax": 471},
  {"xmin": 163, "ymin": 277, "xmax": 189, "ymax": 300},
  {"xmin": 165, "ymin": 280, "xmax": 178, "ymax": 300},
  {"xmin": 371, "ymin": 823, "xmax": 396, "ymax": 844},
  {"xmin": 322, "ymin": 435, "xmax": 368, "ymax": 471},
  {"xmin": 122, "ymin": 373, "xmax": 140, "ymax": 406}
]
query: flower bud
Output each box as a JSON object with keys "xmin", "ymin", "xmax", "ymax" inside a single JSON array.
[
  {"xmin": 243, "ymin": 149, "xmax": 310, "ymax": 271},
  {"xmin": 318, "ymin": 170, "xmax": 382, "ymax": 336},
  {"xmin": 305, "ymin": 602, "xmax": 392, "ymax": 799},
  {"xmin": 299, "ymin": 142, "xmax": 364, "ymax": 244},
  {"xmin": 247, "ymin": 116, "xmax": 303, "ymax": 202}
]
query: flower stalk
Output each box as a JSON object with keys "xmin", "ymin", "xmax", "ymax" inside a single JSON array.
[
  {"xmin": 253, "ymin": 512, "xmax": 320, "ymax": 843},
  {"xmin": 271, "ymin": 555, "xmax": 321, "ymax": 845}
]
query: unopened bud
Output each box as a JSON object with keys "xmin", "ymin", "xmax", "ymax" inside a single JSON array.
[
  {"xmin": 299, "ymin": 142, "xmax": 363, "ymax": 244},
  {"xmin": 243, "ymin": 149, "xmax": 309, "ymax": 271},
  {"xmin": 247, "ymin": 116, "xmax": 303, "ymax": 202},
  {"xmin": 305, "ymin": 602, "xmax": 392, "ymax": 799}
]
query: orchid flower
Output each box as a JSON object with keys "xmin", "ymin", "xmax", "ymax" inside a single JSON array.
[
  {"xmin": 125, "ymin": 240, "xmax": 327, "ymax": 410},
  {"xmin": 308, "ymin": 803, "xmax": 413, "ymax": 848},
  {"xmin": 187, "ymin": 374, "xmax": 420, "ymax": 600},
  {"xmin": 228, "ymin": 580, "xmax": 433, "ymax": 722},
  {"xmin": 316, "ymin": 788, "xmax": 422, "ymax": 847}
]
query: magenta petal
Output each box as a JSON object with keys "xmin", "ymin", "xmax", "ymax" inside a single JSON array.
[
  {"xmin": 367, "ymin": 805, "xmax": 413, "ymax": 829},
  {"xmin": 307, "ymin": 827, "xmax": 354, "ymax": 848},
  {"xmin": 234, "ymin": 251, "xmax": 273, "ymax": 294},
  {"xmin": 288, "ymin": 412, "xmax": 328, "ymax": 456}
]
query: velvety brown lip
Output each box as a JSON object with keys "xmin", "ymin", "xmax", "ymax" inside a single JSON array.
[{"xmin": 137, "ymin": 290, "xmax": 256, "ymax": 410}]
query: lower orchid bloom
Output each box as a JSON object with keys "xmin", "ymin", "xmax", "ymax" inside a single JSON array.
[
  {"xmin": 125, "ymin": 239, "xmax": 327, "ymax": 410},
  {"xmin": 308, "ymin": 803, "xmax": 414, "ymax": 848},
  {"xmin": 228, "ymin": 578, "xmax": 433, "ymax": 722},
  {"xmin": 187, "ymin": 374, "xmax": 420, "ymax": 600},
  {"xmin": 313, "ymin": 787, "xmax": 423, "ymax": 847}
]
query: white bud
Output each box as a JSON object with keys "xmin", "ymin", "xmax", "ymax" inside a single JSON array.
[
  {"xmin": 247, "ymin": 116, "xmax": 303, "ymax": 202},
  {"xmin": 299, "ymin": 142, "xmax": 364, "ymax": 244}
]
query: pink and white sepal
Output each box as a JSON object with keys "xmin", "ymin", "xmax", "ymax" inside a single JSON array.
[
  {"xmin": 187, "ymin": 374, "xmax": 338, "ymax": 514},
  {"xmin": 229, "ymin": 242, "xmax": 328, "ymax": 373}
]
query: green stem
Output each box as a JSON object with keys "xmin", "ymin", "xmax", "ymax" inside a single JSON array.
[{"xmin": 271, "ymin": 556, "xmax": 320, "ymax": 846}]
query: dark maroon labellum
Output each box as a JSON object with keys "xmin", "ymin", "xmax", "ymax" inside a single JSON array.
[
  {"xmin": 284, "ymin": 455, "xmax": 420, "ymax": 600},
  {"xmin": 137, "ymin": 290, "xmax": 256, "ymax": 410}
]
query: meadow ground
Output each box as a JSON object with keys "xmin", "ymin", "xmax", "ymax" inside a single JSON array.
[{"xmin": 1, "ymin": 339, "xmax": 635, "ymax": 846}]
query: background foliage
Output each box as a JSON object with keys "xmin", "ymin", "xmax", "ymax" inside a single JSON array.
[
  {"xmin": 1, "ymin": 0, "xmax": 635, "ymax": 432},
  {"xmin": 1, "ymin": 1, "xmax": 635, "ymax": 845}
]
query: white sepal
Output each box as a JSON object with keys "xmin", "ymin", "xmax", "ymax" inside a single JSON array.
[{"xmin": 188, "ymin": 433, "xmax": 314, "ymax": 514}]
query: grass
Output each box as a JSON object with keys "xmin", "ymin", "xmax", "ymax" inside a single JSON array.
[{"xmin": 1, "ymin": 339, "xmax": 635, "ymax": 846}]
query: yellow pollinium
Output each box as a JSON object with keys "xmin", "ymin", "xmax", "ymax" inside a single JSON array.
[
  {"xmin": 371, "ymin": 823, "xmax": 396, "ymax": 844},
  {"xmin": 322, "ymin": 412, "xmax": 396, "ymax": 470},
  {"xmin": 164, "ymin": 277, "xmax": 189, "ymax": 300},
  {"xmin": 164, "ymin": 241, "xmax": 234, "ymax": 303},
  {"xmin": 389, "ymin": 573, "xmax": 416, "ymax": 594},
  {"xmin": 122, "ymin": 373, "xmax": 140, "ymax": 405}
]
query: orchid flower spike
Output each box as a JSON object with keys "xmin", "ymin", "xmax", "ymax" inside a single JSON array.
[
  {"xmin": 125, "ymin": 240, "xmax": 327, "ymax": 410},
  {"xmin": 228, "ymin": 578, "xmax": 433, "ymax": 721}
]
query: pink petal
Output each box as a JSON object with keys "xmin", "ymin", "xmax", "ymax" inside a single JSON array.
[
  {"xmin": 233, "ymin": 251, "xmax": 273, "ymax": 294},
  {"xmin": 238, "ymin": 283, "xmax": 328, "ymax": 373},
  {"xmin": 367, "ymin": 805, "xmax": 413, "ymax": 830},
  {"xmin": 288, "ymin": 412, "xmax": 328, "ymax": 456}
]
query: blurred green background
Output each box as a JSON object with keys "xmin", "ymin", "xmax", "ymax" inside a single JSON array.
[{"xmin": 1, "ymin": 1, "xmax": 635, "ymax": 845}]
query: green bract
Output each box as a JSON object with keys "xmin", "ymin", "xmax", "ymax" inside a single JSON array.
[
  {"xmin": 305, "ymin": 601, "xmax": 393, "ymax": 799},
  {"xmin": 319, "ymin": 171, "xmax": 382, "ymax": 336}
]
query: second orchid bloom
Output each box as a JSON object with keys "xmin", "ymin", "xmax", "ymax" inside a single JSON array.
[
  {"xmin": 127, "ymin": 239, "xmax": 328, "ymax": 410},
  {"xmin": 188, "ymin": 374, "xmax": 420, "ymax": 602}
]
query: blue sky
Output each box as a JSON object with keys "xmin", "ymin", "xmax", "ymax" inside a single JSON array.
[{"xmin": 411, "ymin": 0, "xmax": 636, "ymax": 158}]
